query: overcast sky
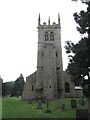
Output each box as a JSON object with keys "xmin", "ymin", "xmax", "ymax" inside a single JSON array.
[{"xmin": 0, "ymin": 0, "xmax": 87, "ymax": 82}]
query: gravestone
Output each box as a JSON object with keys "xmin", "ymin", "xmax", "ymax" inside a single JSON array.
[
  {"xmin": 71, "ymin": 99, "xmax": 77, "ymax": 108},
  {"xmin": 76, "ymin": 109, "xmax": 88, "ymax": 120},
  {"xmin": 61, "ymin": 104, "xmax": 65, "ymax": 111},
  {"xmin": 37, "ymin": 99, "xmax": 42, "ymax": 109}
]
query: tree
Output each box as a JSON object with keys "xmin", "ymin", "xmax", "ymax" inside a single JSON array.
[
  {"xmin": 71, "ymin": 0, "xmax": 90, "ymax": 3},
  {"xmin": 65, "ymin": 1, "xmax": 90, "ymax": 96},
  {"xmin": 11, "ymin": 74, "xmax": 25, "ymax": 97},
  {"xmin": 2, "ymin": 81, "xmax": 14, "ymax": 96},
  {"xmin": 65, "ymin": 1, "xmax": 90, "ymax": 116}
]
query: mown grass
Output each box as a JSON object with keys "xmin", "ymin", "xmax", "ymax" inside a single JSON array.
[
  {"xmin": 0, "ymin": 97, "xmax": 2, "ymax": 119},
  {"xmin": 2, "ymin": 97, "xmax": 86, "ymax": 118}
]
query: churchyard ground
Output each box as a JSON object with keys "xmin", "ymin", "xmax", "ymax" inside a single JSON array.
[{"xmin": 2, "ymin": 97, "xmax": 88, "ymax": 118}]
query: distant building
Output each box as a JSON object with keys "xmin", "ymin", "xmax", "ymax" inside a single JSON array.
[{"xmin": 22, "ymin": 14, "xmax": 82, "ymax": 100}]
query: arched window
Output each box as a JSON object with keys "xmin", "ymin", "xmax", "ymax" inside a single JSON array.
[
  {"xmin": 45, "ymin": 32, "xmax": 49, "ymax": 41},
  {"xmin": 50, "ymin": 32, "xmax": 54, "ymax": 41},
  {"xmin": 65, "ymin": 82, "xmax": 70, "ymax": 93}
]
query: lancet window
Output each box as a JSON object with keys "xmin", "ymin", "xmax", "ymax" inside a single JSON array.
[
  {"xmin": 65, "ymin": 82, "xmax": 70, "ymax": 93},
  {"xmin": 45, "ymin": 31, "xmax": 54, "ymax": 41},
  {"xmin": 45, "ymin": 32, "xmax": 49, "ymax": 41},
  {"xmin": 50, "ymin": 32, "xmax": 54, "ymax": 41}
]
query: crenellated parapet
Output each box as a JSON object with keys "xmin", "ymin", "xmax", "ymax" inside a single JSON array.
[{"xmin": 38, "ymin": 14, "xmax": 61, "ymax": 29}]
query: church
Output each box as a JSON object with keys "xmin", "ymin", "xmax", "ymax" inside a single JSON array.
[{"xmin": 22, "ymin": 14, "xmax": 83, "ymax": 100}]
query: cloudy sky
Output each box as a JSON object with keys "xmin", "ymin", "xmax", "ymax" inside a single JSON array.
[{"xmin": 0, "ymin": 0, "xmax": 87, "ymax": 82}]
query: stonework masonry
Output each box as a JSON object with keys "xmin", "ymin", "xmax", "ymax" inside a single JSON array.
[{"xmin": 22, "ymin": 14, "xmax": 83, "ymax": 100}]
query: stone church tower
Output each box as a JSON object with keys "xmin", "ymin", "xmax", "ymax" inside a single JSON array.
[
  {"xmin": 22, "ymin": 14, "xmax": 82, "ymax": 100},
  {"xmin": 36, "ymin": 14, "xmax": 64, "ymax": 99}
]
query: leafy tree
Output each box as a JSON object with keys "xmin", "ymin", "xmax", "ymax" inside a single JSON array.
[
  {"xmin": 71, "ymin": 0, "xmax": 90, "ymax": 3},
  {"xmin": 65, "ymin": 2, "xmax": 90, "ymax": 117},
  {"xmin": 65, "ymin": 1, "xmax": 90, "ymax": 97},
  {"xmin": 2, "ymin": 81, "xmax": 14, "ymax": 96},
  {"xmin": 11, "ymin": 74, "xmax": 25, "ymax": 97}
]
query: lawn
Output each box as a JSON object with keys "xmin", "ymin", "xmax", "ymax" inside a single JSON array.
[
  {"xmin": 2, "ymin": 97, "xmax": 85, "ymax": 118},
  {"xmin": 0, "ymin": 97, "xmax": 2, "ymax": 119}
]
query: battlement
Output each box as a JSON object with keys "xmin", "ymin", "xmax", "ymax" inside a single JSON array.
[
  {"xmin": 38, "ymin": 14, "xmax": 61, "ymax": 29},
  {"xmin": 38, "ymin": 23, "xmax": 60, "ymax": 29}
]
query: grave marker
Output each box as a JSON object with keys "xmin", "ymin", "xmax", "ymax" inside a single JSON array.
[
  {"xmin": 37, "ymin": 99, "xmax": 42, "ymax": 109},
  {"xmin": 71, "ymin": 99, "xmax": 77, "ymax": 108},
  {"xmin": 61, "ymin": 104, "xmax": 65, "ymax": 111}
]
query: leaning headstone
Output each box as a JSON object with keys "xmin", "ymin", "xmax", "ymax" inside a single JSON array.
[
  {"xmin": 37, "ymin": 99, "xmax": 42, "ymax": 109},
  {"xmin": 71, "ymin": 99, "xmax": 77, "ymax": 108},
  {"xmin": 76, "ymin": 109, "xmax": 88, "ymax": 120},
  {"xmin": 61, "ymin": 104, "xmax": 65, "ymax": 111}
]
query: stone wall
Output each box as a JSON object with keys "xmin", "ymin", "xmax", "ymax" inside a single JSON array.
[
  {"xmin": 63, "ymin": 71, "xmax": 76, "ymax": 98},
  {"xmin": 22, "ymin": 71, "xmax": 37, "ymax": 100},
  {"xmin": 75, "ymin": 89, "xmax": 83, "ymax": 98}
]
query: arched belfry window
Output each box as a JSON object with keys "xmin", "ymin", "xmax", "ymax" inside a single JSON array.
[
  {"xmin": 65, "ymin": 82, "xmax": 70, "ymax": 93},
  {"xmin": 50, "ymin": 32, "xmax": 54, "ymax": 41},
  {"xmin": 45, "ymin": 32, "xmax": 49, "ymax": 41}
]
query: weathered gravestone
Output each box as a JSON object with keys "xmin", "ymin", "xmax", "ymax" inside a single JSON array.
[
  {"xmin": 61, "ymin": 104, "xmax": 65, "ymax": 111},
  {"xmin": 37, "ymin": 99, "xmax": 42, "ymax": 109},
  {"xmin": 57, "ymin": 103, "xmax": 65, "ymax": 111},
  {"xmin": 71, "ymin": 99, "xmax": 77, "ymax": 109},
  {"xmin": 76, "ymin": 109, "xmax": 88, "ymax": 120}
]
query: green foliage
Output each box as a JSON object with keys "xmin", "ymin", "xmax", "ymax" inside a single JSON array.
[
  {"xmin": 10, "ymin": 74, "xmax": 25, "ymax": 97},
  {"xmin": 2, "ymin": 81, "xmax": 14, "ymax": 96},
  {"xmin": 65, "ymin": 38, "xmax": 88, "ymax": 84},
  {"xmin": 73, "ymin": 2, "xmax": 90, "ymax": 35},
  {"xmin": 2, "ymin": 74, "xmax": 25, "ymax": 97},
  {"xmin": 65, "ymin": 2, "xmax": 90, "ymax": 97}
]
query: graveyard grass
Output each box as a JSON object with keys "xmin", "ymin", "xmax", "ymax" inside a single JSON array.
[{"xmin": 2, "ymin": 97, "xmax": 84, "ymax": 118}]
